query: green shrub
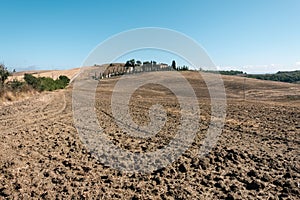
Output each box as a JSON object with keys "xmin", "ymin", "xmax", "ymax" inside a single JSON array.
[
  {"xmin": 10, "ymin": 79, "xmax": 25, "ymax": 90},
  {"xmin": 24, "ymin": 74, "xmax": 40, "ymax": 89},
  {"xmin": 24, "ymin": 74, "xmax": 70, "ymax": 91},
  {"xmin": 39, "ymin": 77, "xmax": 57, "ymax": 91},
  {"xmin": 0, "ymin": 64, "xmax": 10, "ymax": 86},
  {"xmin": 58, "ymin": 75, "xmax": 70, "ymax": 86}
]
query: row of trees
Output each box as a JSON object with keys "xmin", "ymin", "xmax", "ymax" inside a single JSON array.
[
  {"xmin": 124, "ymin": 59, "xmax": 189, "ymax": 71},
  {"xmin": 96, "ymin": 60, "xmax": 176, "ymax": 79},
  {"xmin": 202, "ymin": 70, "xmax": 245, "ymax": 75},
  {"xmin": 175, "ymin": 65, "xmax": 189, "ymax": 71}
]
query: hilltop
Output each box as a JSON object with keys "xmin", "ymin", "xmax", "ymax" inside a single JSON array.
[{"xmin": 7, "ymin": 65, "xmax": 300, "ymax": 103}]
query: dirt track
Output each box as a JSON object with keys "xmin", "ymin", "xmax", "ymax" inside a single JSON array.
[{"xmin": 0, "ymin": 71, "xmax": 299, "ymax": 199}]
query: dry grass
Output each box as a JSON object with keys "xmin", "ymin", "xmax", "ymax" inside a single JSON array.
[
  {"xmin": 0, "ymin": 88, "xmax": 37, "ymax": 105},
  {"xmin": 2, "ymin": 67, "xmax": 80, "ymax": 104},
  {"xmin": 7, "ymin": 68, "xmax": 80, "ymax": 82}
]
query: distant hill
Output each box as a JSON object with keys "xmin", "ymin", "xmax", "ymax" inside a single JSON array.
[
  {"xmin": 8, "ymin": 68, "xmax": 81, "ymax": 82},
  {"xmin": 7, "ymin": 66, "xmax": 300, "ymax": 86},
  {"xmin": 203, "ymin": 70, "xmax": 300, "ymax": 84},
  {"xmin": 203, "ymin": 70, "xmax": 245, "ymax": 76},
  {"xmin": 247, "ymin": 70, "xmax": 300, "ymax": 83}
]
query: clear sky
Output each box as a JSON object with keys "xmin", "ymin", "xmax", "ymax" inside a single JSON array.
[{"xmin": 0, "ymin": 0, "xmax": 299, "ymax": 73}]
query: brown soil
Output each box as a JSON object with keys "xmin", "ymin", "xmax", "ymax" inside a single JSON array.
[{"xmin": 0, "ymin": 71, "xmax": 299, "ymax": 199}]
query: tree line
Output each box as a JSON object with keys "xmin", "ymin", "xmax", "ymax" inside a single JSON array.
[
  {"xmin": 246, "ymin": 70, "xmax": 300, "ymax": 83},
  {"xmin": 202, "ymin": 69, "xmax": 300, "ymax": 84}
]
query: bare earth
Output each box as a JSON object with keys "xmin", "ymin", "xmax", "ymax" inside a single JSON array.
[{"xmin": 0, "ymin": 70, "xmax": 299, "ymax": 199}]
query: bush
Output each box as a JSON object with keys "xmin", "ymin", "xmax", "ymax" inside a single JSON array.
[
  {"xmin": 6, "ymin": 79, "xmax": 31, "ymax": 93},
  {"xmin": 24, "ymin": 74, "xmax": 40, "ymax": 89},
  {"xmin": 58, "ymin": 75, "xmax": 70, "ymax": 86},
  {"xmin": 0, "ymin": 64, "xmax": 10, "ymax": 86},
  {"xmin": 39, "ymin": 77, "xmax": 57, "ymax": 91},
  {"xmin": 10, "ymin": 79, "xmax": 25, "ymax": 90},
  {"xmin": 24, "ymin": 74, "xmax": 70, "ymax": 91}
]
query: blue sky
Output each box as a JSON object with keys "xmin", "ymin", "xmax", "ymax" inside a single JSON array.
[{"xmin": 0, "ymin": 0, "xmax": 299, "ymax": 73}]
